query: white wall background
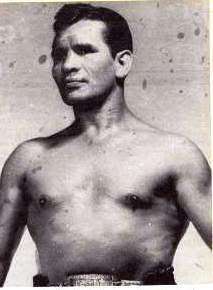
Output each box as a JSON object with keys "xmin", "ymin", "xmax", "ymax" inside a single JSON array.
[{"xmin": 0, "ymin": 0, "xmax": 211, "ymax": 286}]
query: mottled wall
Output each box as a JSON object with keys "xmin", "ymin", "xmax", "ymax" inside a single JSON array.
[{"xmin": 0, "ymin": 0, "xmax": 211, "ymax": 286}]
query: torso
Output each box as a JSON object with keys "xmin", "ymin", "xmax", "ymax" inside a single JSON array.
[{"xmin": 22, "ymin": 123, "xmax": 188, "ymax": 284}]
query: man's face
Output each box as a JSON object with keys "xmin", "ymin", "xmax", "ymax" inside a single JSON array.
[{"xmin": 52, "ymin": 20, "xmax": 117, "ymax": 106}]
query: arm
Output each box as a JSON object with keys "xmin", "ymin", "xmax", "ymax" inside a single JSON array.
[
  {"xmin": 0, "ymin": 144, "xmax": 29, "ymax": 286},
  {"xmin": 175, "ymin": 139, "xmax": 212, "ymax": 248}
]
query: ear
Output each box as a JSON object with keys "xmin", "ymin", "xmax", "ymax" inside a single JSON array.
[{"xmin": 114, "ymin": 50, "xmax": 133, "ymax": 79}]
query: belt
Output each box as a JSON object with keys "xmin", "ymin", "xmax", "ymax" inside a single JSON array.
[
  {"xmin": 33, "ymin": 266, "xmax": 176, "ymax": 286},
  {"xmin": 56, "ymin": 274, "xmax": 142, "ymax": 286}
]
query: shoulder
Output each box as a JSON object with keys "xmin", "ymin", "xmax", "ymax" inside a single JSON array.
[
  {"xmin": 161, "ymin": 132, "xmax": 211, "ymax": 189},
  {"xmin": 150, "ymin": 130, "xmax": 211, "ymax": 194},
  {"xmin": 169, "ymin": 134, "xmax": 210, "ymax": 177},
  {"xmin": 137, "ymin": 126, "xmax": 210, "ymax": 183},
  {"xmin": 1, "ymin": 138, "xmax": 46, "ymax": 180},
  {"xmin": 159, "ymin": 131, "xmax": 209, "ymax": 171},
  {"xmin": 8, "ymin": 137, "xmax": 46, "ymax": 163}
]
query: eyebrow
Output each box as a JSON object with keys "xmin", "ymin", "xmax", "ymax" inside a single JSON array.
[
  {"xmin": 51, "ymin": 42, "xmax": 98, "ymax": 57},
  {"xmin": 72, "ymin": 43, "xmax": 98, "ymax": 51}
]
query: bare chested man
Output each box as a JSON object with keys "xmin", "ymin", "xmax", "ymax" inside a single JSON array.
[{"xmin": 0, "ymin": 3, "xmax": 211, "ymax": 287}]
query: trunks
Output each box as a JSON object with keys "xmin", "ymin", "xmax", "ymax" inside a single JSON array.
[{"xmin": 33, "ymin": 265, "xmax": 176, "ymax": 286}]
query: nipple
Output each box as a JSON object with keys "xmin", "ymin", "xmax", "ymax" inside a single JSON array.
[
  {"xmin": 39, "ymin": 196, "xmax": 47, "ymax": 207},
  {"xmin": 129, "ymin": 194, "xmax": 140, "ymax": 203},
  {"xmin": 125, "ymin": 194, "xmax": 140, "ymax": 211},
  {"xmin": 124, "ymin": 194, "xmax": 152, "ymax": 211}
]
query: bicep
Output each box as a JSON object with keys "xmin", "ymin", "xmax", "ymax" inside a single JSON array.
[
  {"xmin": 0, "ymin": 184, "xmax": 27, "ymax": 286},
  {"xmin": 176, "ymin": 144, "xmax": 212, "ymax": 248},
  {"xmin": 0, "ymin": 149, "xmax": 28, "ymax": 263}
]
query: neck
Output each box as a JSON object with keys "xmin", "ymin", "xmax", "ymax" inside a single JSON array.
[{"xmin": 73, "ymin": 86, "xmax": 129, "ymax": 138}]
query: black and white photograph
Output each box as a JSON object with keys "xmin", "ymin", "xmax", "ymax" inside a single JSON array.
[{"xmin": 0, "ymin": 0, "xmax": 211, "ymax": 286}]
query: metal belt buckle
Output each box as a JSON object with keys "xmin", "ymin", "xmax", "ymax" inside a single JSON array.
[{"xmin": 121, "ymin": 280, "xmax": 142, "ymax": 286}]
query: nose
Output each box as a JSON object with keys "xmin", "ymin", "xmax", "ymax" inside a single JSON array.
[{"xmin": 62, "ymin": 51, "xmax": 81, "ymax": 74}]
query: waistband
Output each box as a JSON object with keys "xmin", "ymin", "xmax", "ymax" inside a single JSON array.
[
  {"xmin": 33, "ymin": 265, "xmax": 176, "ymax": 286},
  {"xmin": 56, "ymin": 274, "xmax": 142, "ymax": 286}
]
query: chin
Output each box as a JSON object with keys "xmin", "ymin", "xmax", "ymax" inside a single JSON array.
[
  {"xmin": 62, "ymin": 92, "xmax": 93, "ymax": 106},
  {"xmin": 60, "ymin": 89, "xmax": 83, "ymax": 104},
  {"xmin": 62, "ymin": 91, "xmax": 107, "ymax": 111}
]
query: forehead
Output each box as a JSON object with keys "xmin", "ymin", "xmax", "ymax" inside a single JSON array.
[{"xmin": 57, "ymin": 19, "xmax": 107, "ymax": 46}]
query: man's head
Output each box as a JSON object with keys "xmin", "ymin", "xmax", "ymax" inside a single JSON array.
[
  {"xmin": 51, "ymin": 3, "xmax": 133, "ymax": 107},
  {"xmin": 52, "ymin": 3, "xmax": 133, "ymax": 59}
]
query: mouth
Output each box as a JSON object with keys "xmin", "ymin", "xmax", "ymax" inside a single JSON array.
[{"xmin": 64, "ymin": 79, "xmax": 86, "ymax": 89}]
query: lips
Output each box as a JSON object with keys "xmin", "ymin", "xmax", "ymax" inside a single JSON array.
[
  {"xmin": 65, "ymin": 82, "xmax": 81, "ymax": 88},
  {"xmin": 64, "ymin": 79, "xmax": 86, "ymax": 89}
]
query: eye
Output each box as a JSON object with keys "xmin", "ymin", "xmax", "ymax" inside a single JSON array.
[{"xmin": 74, "ymin": 44, "xmax": 97, "ymax": 56}]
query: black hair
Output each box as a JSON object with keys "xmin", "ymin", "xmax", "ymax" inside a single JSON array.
[{"xmin": 52, "ymin": 3, "xmax": 133, "ymax": 59}]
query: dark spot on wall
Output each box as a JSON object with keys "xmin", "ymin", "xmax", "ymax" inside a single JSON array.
[
  {"xmin": 201, "ymin": 56, "xmax": 205, "ymax": 64},
  {"xmin": 63, "ymin": 116, "xmax": 67, "ymax": 120},
  {"xmin": 179, "ymin": 90, "xmax": 183, "ymax": 94},
  {"xmin": 169, "ymin": 58, "xmax": 173, "ymax": 63},
  {"xmin": 177, "ymin": 32, "xmax": 185, "ymax": 39},
  {"xmin": 139, "ymin": 18, "xmax": 146, "ymax": 29},
  {"xmin": 142, "ymin": 79, "xmax": 147, "ymax": 90},
  {"xmin": 170, "ymin": 69, "xmax": 174, "ymax": 73},
  {"xmin": 194, "ymin": 27, "xmax": 200, "ymax": 36},
  {"xmin": 39, "ymin": 126, "xmax": 44, "ymax": 132},
  {"xmin": 157, "ymin": 2, "xmax": 159, "ymax": 8},
  {"xmin": 204, "ymin": 93, "xmax": 208, "ymax": 98},
  {"xmin": 194, "ymin": 12, "xmax": 199, "ymax": 16},
  {"xmin": 32, "ymin": 166, "xmax": 42, "ymax": 174},
  {"xmin": 9, "ymin": 61, "xmax": 16, "ymax": 68},
  {"xmin": 38, "ymin": 54, "xmax": 47, "ymax": 64},
  {"xmin": 195, "ymin": 263, "xmax": 203, "ymax": 269},
  {"xmin": 1, "ymin": 40, "xmax": 5, "ymax": 44}
]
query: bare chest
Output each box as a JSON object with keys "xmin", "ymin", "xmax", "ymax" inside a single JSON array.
[{"xmin": 24, "ymin": 143, "xmax": 176, "ymax": 212}]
